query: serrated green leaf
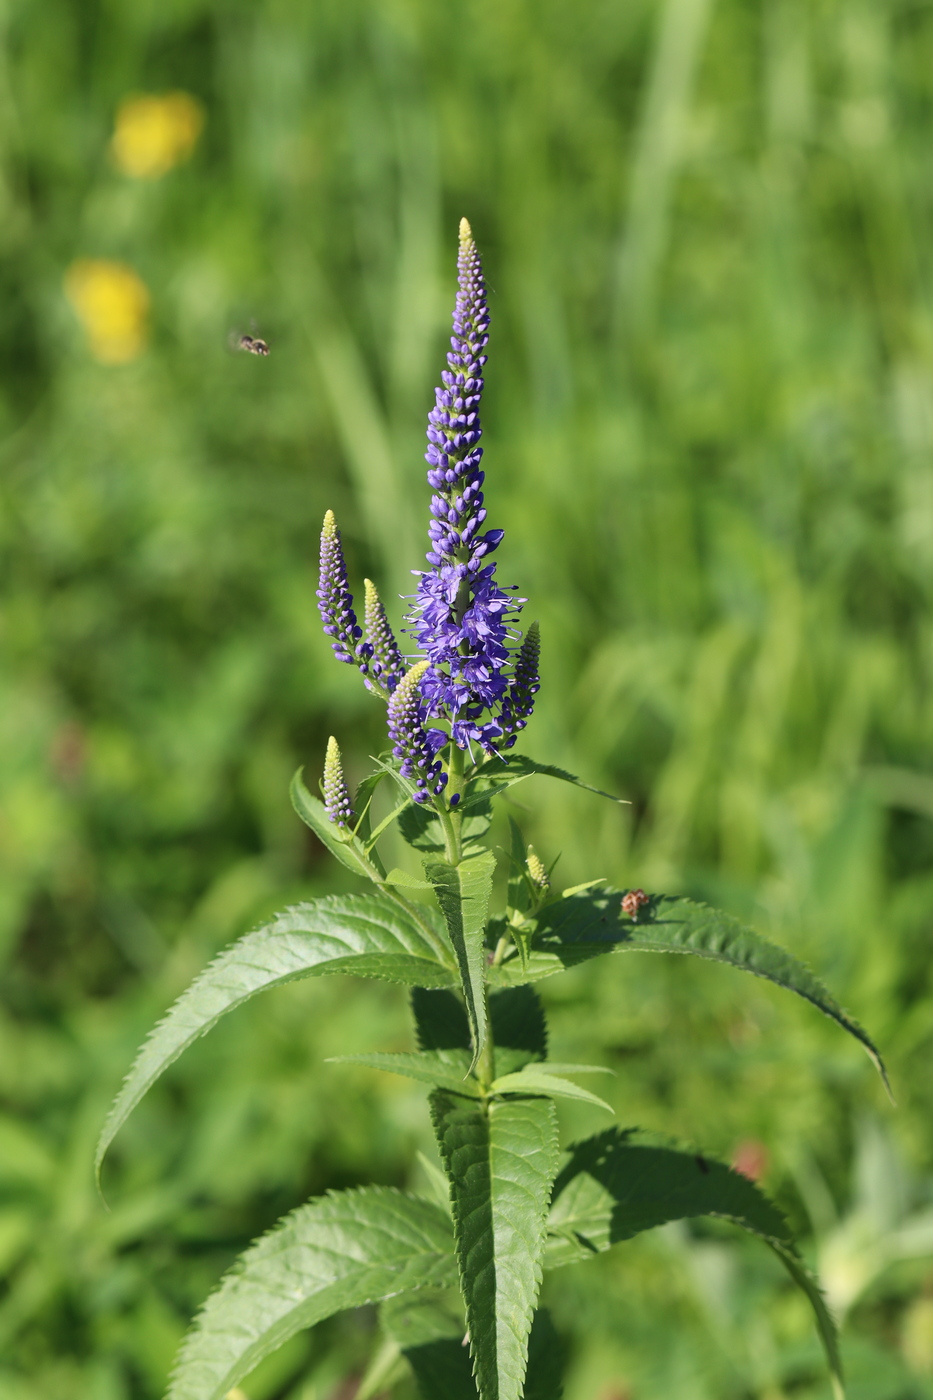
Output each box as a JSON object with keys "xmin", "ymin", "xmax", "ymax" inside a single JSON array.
[
  {"xmin": 400, "ymin": 799, "xmax": 493, "ymax": 853},
  {"xmin": 460, "ymin": 754, "xmax": 626, "ymax": 814},
  {"xmin": 166, "ymin": 1187, "xmax": 456, "ymax": 1400},
  {"xmin": 384, "ymin": 868, "xmax": 434, "ymax": 890},
  {"xmin": 381, "ymin": 1289, "xmax": 476, "ymax": 1400},
  {"xmin": 290, "ymin": 769, "xmax": 385, "ymax": 878},
  {"xmin": 424, "ymin": 852, "xmax": 496, "ymax": 1071},
  {"xmin": 545, "ymin": 1130, "xmax": 843, "ymax": 1400},
  {"xmin": 413, "ymin": 987, "xmax": 472, "ymax": 1050},
  {"xmin": 96, "ymin": 893, "xmax": 454, "ymax": 1181},
  {"xmin": 489, "ymin": 890, "xmax": 888, "ymax": 1091},
  {"xmin": 558, "ymin": 878, "xmax": 606, "ymax": 899},
  {"xmin": 489, "ymin": 985, "xmax": 548, "ymax": 1074},
  {"xmin": 382, "ymin": 1294, "xmax": 564, "ymax": 1400},
  {"xmin": 431, "ymin": 1091, "xmax": 559, "ymax": 1400},
  {"xmin": 352, "ymin": 770, "xmax": 388, "ymax": 845},
  {"xmin": 366, "ymin": 798, "xmax": 416, "ymax": 850},
  {"xmin": 412, "ymin": 986, "xmax": 547, "ymax": 1079},
  {"xmin": 328, "ymin": 1050, "xmax": 478, "ymax": 1096},
  {"xmin": 491, "ymin": 1071, "xmax": 614, "ymax": 1115},
  {"xmin": 523, "ymin": 1310, "xmax": 566, "ymax": 1400}
]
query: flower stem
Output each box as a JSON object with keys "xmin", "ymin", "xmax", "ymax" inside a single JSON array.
[{"xmin": 439, "ymin": 743, "xmax": 465, "ymax": 865}]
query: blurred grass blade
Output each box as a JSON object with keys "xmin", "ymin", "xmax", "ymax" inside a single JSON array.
[
  {"xmin": 431, "ymin": 1091, "xmax": 559, "ymax": 1400},
  {"xmin": 546, "ymin": 1129, "xmax": 843, "ymax": 1400},
  {"xmin": 96, "ymin": 894, "xmax": 454, "ymax": 1183},
  {"xmin": 167, "ymin": 1188, "xmax": 456, "ymax": 1400},
  {"xmin": 615, "ymin": 0, "xmax": 715, "ymax": 336},
  {"xmin": 298, "ymin": 262, "xmax": 417, "ymax": 589},
  {"xmin": 489, "ymin": 891, "xmax": 889, "ymax": 1092}
]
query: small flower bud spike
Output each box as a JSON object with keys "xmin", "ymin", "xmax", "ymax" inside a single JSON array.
[
  {"xmin": 501, "ymin": 621, "xmax": 540, "ymax": 748},
  {"xmin": 363, "ymin": 578, "xmax": 405, "ymax": 695},
  {"xmin": 317, "ymin": 510, "xmax": 370, "ymax": 670},
  {"xmin": 526, "ymin": 846, "xmax": 550, "ymax": 894},
  {"xmin": 387, "ymin": 662, "xmax": 449, "ymax": 804},
  {"xmin": 322, "ymin": 736, "xmax": 356, "ymax": 829}
]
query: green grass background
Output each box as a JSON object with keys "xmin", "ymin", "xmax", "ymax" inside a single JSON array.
[{"xmin": 3, "ymin": 0, "xmax": 933, "ymax": 1395}]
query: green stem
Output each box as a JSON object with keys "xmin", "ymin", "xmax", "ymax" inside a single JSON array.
[
  {"xmin": 476, "ymin": 985, "xmax": 496, "ymax": 1091},
  {"xmin": 438, "ymin": 744, "xmax": 465, "ymax": 866}
]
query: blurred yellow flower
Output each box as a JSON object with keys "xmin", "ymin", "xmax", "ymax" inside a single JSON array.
[
  {"xmin": 64, "ymin": 260, "xmax": 150, "ymax": 364},
  {"xmin": 111, "ymin": 91, "xmax": 204, "ymax": 178}
]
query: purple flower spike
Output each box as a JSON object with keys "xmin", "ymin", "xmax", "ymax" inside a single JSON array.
[
  {"xmin": 408, "ymin": 219, "xmax": 525, "ymax": 752},
  {"xmin": 387, "ymin": 662, "xmax": 449, "ymax": 804},
  {"xmin": 323, "ymin": 736, "xmax": 356, "ymax": 829},
  {"xmin": 317, "ymin": 510, "xmax": 369, "ymax": 668},
  {"xmin": 363, "ymin": 578, "xmax": 404, "ymax": 695},
  {"xmin": 500, "ymin": 621, "xmax": 540, "ymax": 748}
]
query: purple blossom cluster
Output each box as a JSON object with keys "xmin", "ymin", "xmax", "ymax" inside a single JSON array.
[
  {"xmin": 408, "ymin": 219, "xmax": 526, "ymax": 752},
  {"xmin": 316, "ymin": 222, "xmax": 542, "ymax": 809}
]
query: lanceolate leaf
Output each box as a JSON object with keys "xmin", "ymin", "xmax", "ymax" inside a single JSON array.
[
  {"xmin": 489, "ymin": 891, "xmax": 888, "ymax": 1090},
  {"xmin": 380, "ymin": 1289, "xmax": 476, "ymax": 1400},
  {"xmin": 431, "ymin": 1091, "xmax": 559, "ymax": 1400},
  {"xmin": 167, "ymin": 1188, "xmax": 456, "ymax": 1400},
  {"xmin": 412, "ymin": 985, "xmax": 548, "ymax": 1079},
  {"xmin": 328, "ymin": 1050, "xmax": 478, "ymax": 1096},
  {"xmin": 424, "ymin": 852, "xmax": 497, "ymax": 1071},
  {"xmin": 491, "ymin": 1070, "xmax": 614, "ymax": 1115},
  {"xmin": 352, "ymin": 770, "xmax": 389, "ymax": 845},
  {"xmin": 291, "ymin": 770, "xmax": 385, "ymax": 879},
  {"xmin": 382, "ymin": 1293, "xmax": 565, "ymax": 1400},
  {"xmin": 96, "ymin": 894, "xmax": 454, "ymax": 1180},
  {"xmin": 545, "ymin": 1130, "xmax": 843, "ymax": 1400},
  {"xmin": 400, "ymin": 798, "xmax": 493, "ymax": 853},
  {"xmin": 459, "ymin": 754, "xmax": 626, "ymax": 814}
]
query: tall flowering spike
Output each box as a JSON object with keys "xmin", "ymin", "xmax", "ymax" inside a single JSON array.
[
  {"xmin": 500, "ymin": 621, "xmax": 540, "ymax": 749},
  {"xmin": 363, "ymin": 579, "xmax": 405, "ymax": 694},
  {"xmin": 317, "ymin": 510, "xmax": 369, "ymax": 668},
  {"xmin": 387, "ymin": 662, "xmax": 449, "ymax": 804},
  {"xmin": 322, "ymin": 736, "xmax": 356, "ymax": 829},
  {"xmin": 409, "ymin": 220, "xmax": 526, "ymax": 752}
]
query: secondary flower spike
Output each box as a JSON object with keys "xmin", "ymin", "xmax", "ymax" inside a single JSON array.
[
  {"xmin": 500, "ymin": 621, "xmax": 540, "ymax": 748},
  {"xmin": 363, "ymin": 578, "xmax": 404, "ymax": 695},
  {"xmin": 317, "ymin": 510, "xmax": 369, "ymax": 668},
  {"xmin": 322, "ymin": 736, "xmax": 356, "ymax": 829},
  {"xmin": 409, "ymin": 219, "xmax": 525, "ymax": 752},
  {"xmin": 387, "ymin": 662, "xmax": 448, "ymax": 804}
]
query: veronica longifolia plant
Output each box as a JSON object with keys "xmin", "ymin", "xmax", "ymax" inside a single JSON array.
[{"xmin": 99, "ymin": 221, "xmax": 886, "ymax": 1400}]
